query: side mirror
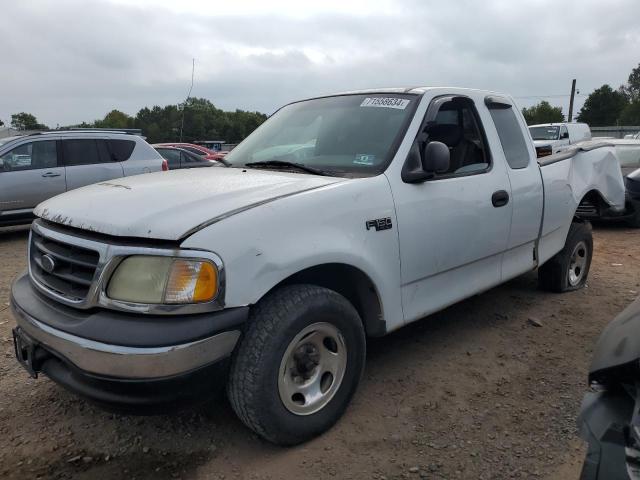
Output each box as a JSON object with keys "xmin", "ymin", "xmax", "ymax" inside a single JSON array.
[
  {"xmin": 401, "ymin": 141, "xmax": 450, "ymax": 183},
  {"xmin": 561, "ymin": 132, "xmax": 569, "ymax": 139},
  {"xmin": 422, "ymin": 141, "xmax": 450, "ymax": 173}
]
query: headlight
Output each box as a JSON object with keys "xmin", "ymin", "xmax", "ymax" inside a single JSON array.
[{"xmin": 107, "ymin": 256, "xmax": 219, "ymax": 304}]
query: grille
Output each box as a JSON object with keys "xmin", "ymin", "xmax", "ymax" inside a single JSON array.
[{"xmin": 30, "ymin": 229, "xmax": 100, "ymax": 302}]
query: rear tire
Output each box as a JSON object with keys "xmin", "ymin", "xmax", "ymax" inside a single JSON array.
[
  {"xmin": 227, "ymin": 284, "xmax": 366, "ymax": 445},
  {"xmin": 538, "ymin": 221, "xmax": 593, "ymax": 292}
]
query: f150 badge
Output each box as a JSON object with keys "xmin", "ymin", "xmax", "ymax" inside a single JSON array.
[{"xmin": 366, "ymin": 217, "xmax": 392, "ymax": 231}]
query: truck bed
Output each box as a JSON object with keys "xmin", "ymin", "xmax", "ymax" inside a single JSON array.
[{"xmin": 537, "ymin": 141, "xmax": 626, "ymax": 265}]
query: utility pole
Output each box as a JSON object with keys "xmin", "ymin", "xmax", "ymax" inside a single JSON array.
[{"xmin": 568, "ymin": 79, "xmax": 576, "ymax": 122}]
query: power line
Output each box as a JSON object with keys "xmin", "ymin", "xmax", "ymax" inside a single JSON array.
[{"xmin": 513, "ymin": 94, "xmax": 580, "ymax": 99}]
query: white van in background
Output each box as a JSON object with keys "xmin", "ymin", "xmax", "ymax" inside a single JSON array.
[{"xmin": 529, "ymin": 122, "xmax": 591, "ymax": 157}]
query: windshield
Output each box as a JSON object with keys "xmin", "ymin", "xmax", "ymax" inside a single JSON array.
[
  {"xmin": 224, "ymin": 93, "xmax": 419, "ymax": 176},
  {"xmin": 529, "ymin": 126, "xmax": 560, "ymax": 141}
]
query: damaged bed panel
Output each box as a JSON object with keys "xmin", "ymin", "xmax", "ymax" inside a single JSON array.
[{"xmin": 537, "ymin": 142, "xmax": 626, "ymax": 265}]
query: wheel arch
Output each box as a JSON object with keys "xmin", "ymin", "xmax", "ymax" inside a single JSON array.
[
  {"xmin": 574, "ymin": 189, "xmax": 612, "ymax": 221},
  {"xmin": 264, "ymin": 263, "xmax": 386, "ymax": 337}
]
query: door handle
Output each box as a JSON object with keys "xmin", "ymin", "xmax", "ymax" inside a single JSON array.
[
  {"xmin": 41, "ymin": 172, "xmax": 61, "ymax": 178},
  {"xmin": 491, "ymin": 190, "xmax": 509, "ymax": 208}
]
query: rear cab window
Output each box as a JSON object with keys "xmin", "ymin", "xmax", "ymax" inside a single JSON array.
[{"xmin": 487, "ymin": 102, "xmax": 531, "ymax": 169}]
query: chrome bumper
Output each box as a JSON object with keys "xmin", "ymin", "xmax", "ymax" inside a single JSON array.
[{"xmin": 12, "ymin": 301, "xmax": 240, "ymax": 380}]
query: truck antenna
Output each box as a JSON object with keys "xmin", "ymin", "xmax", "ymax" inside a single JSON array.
[{"xmin": 179, "ymin": 58, "xmax": 195, "ymax": 142}]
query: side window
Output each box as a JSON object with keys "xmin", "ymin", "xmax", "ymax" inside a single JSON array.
[
  {"xmin": 96, "ymin": 139, "xmax": 112, "ymax": 163},
  {"xmin": 488, "ymin": 108, "xmax": 530, "ymax": 169},
  {"xmin": 181, "ymin": 152, "xmax": 199, "ymax": 164},
  {"xmin": 0, "ymin": 141, "xmax": 57, "ymax": 171},
  {"xmin": 158, "ymin": 149, "xmax": 180, "ymax": 169},
  {"xmin": 560, "ymin": 126, "xmax": 569, "ymax": 140},
  {"xmin": 182, "ymin": 146, "xmax": 206, "ymax": 156},
  {"xmin": 62, "ymin": 139, "xmax": 103, "ymax": 166},
  {"xmin": 420, "ymin": 98, "xmax": 491, "ymax": 176},
  {"xmin": 108, "ymin": 140, "xmax": 136, "ymax": 161}
]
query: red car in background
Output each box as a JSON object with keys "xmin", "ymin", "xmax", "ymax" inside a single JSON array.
[{"xmin": 153, "ymin": 143, "xmax": 228, "ymax": 162}]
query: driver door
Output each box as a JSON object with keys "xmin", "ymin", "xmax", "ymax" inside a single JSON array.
[{"xmin": 390, "ymin": 94, "xmax": 513, "ymax": 323}]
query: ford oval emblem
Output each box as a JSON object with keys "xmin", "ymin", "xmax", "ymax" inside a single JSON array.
[{"xmin": 41, "ymin": 254, "xmax": 56, "ymax": 273}]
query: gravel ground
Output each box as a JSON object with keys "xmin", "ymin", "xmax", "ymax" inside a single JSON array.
[{"xmin": 0, "ymin": 223, "xmax": 638, "ymax": 480}]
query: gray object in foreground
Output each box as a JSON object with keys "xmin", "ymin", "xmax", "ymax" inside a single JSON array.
[{"xmin": 578, "ymin": 295, "xmax": 640, "ymax": 480}]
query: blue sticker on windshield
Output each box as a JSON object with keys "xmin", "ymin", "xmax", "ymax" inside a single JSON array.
[{"xmin": 354, "ymin": 154, "xmax": 375, "ymax": 165}]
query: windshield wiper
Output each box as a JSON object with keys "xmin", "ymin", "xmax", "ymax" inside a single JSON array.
[{"xmin": 244, "ymin": 160, "xmax": 335, "ymax": 176}]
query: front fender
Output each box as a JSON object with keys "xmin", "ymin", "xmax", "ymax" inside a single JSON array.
[{"xmin": 181, "ymin": 175, "xmax": 404, "ymax": 332}]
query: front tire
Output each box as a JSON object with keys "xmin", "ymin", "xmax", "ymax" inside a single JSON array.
[
  {"xmin": 227, "ymin": 284, "xmax": 366, "ymax": 445},
  {"xmin": 538, "ymin": 221, "xmax": 593, "ymax": 292}
]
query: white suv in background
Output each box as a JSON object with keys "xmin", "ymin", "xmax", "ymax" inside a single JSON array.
[{"xmin": 0, "ymin": 131, "xmax": 166, "ymax": 227}]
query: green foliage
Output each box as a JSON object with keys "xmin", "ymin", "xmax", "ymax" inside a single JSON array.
[
  {"xmin": 521, "ymin": 101, "xmax": 564, "ymax": 125},
  {"xmin": 621, "ymin": 63, "xmax": 640, "ymax": 103},
  {"xmin": 577, "ymin": 85, "xmax": 628, "ymax": 126},
  {"xmin": 94, "ymin": 110, "xmax": 134, "ymax": 129},
  {"xmin": 619, "ymin": 101, "xmax": 640, "ymax": 125},
  {"xmin": 10, "ymin": 112, "xmax": 48, "ymax": 131},
  {"xmin": 139, "ymin": 97, "xmax": 268, "ymax": 144},
  {"xmin": 60, "ymin": 98, "xmax": 266, "ymax": 144},
  {"xmin": 67, "ymin": 98, "xmax": 267, "ymax": 144}
]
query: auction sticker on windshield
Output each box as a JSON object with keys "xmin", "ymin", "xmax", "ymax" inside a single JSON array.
[
  {"xmin": 360, "ymin": 97, "xmax": 410, "ymax": 109},
  {"xmin": 354, "ymin": 154, "xmax": 375, "ymax": 165}
]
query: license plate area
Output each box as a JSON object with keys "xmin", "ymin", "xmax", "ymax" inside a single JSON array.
[{"xmin": 13, "ymin": 328, "xmax": 38, "ymax": 378}]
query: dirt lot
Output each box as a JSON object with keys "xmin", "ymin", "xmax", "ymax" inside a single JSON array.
[{"xmin": 0, "ymin": 224, "xmax": 638, "ymax": 480}]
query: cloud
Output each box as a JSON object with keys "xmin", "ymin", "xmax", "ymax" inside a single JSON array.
[{"xmin": 1, "ymin": 0, "xmax": 639, "ymax": 126}]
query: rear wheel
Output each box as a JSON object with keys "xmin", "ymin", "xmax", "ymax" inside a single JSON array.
[
  {"xmin": 538, "ymin": 221, "xmax": 593, "ymax": 292},
  {"xmin": 227, "ymin": 284, "xmax": 366, "ymax": 445}
]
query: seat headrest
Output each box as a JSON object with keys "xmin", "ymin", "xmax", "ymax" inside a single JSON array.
[{"xmin": 426, "ymin": 123, "xmax": 462, "ymax": 147}]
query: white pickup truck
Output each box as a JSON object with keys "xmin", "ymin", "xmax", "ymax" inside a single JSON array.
[
  {"xmin": 10, "ymin": 87, "xmax": 625, "ymax": 445},
  {"xmin": 529, "ymin": 122, "xmax": 592, "ymax": 157}
]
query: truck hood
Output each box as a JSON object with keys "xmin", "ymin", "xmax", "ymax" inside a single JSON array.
[
  {"xmin": 533, "ymin": 139, "xmax": 561, "ymax": 148},
  {"xmin": 35, "ymin": 168, "xmax": 344, "ymax": 241}
]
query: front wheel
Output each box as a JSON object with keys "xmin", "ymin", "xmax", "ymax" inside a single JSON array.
[
  {"xmin": 227, "ymin": 284, "xmax": 366, "ymax": 445},
  {"xmin": 538, "ymin": 221, "xmax": 593, "ymax": 292}
]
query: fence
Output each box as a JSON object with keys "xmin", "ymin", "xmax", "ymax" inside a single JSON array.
[{"xmin": 591, "ymin": 126, "xmax": 640, "ymax": 139}]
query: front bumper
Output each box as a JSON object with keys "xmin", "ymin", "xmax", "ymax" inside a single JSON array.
[{"xmin": 10, "ymin": 272, "xmax": 248, "ymax": 408}]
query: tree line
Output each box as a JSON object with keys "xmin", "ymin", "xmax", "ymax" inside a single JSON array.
[
  {"xmin": 4, "ymin": 97, "xmax": 268, "ymax": 145},
  {"xmin": 522, "ymin": 63, "xmax": 640, "ymax": 126}
]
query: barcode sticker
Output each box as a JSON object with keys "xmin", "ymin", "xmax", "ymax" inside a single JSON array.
[{"xmin": 360, "ymin": 97, "xmax": 410, "ymax": 110}]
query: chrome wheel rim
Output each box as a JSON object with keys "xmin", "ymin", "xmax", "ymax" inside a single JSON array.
[
  {"xmin": 568, "ymin": 240, "xmax": 588, "ymax": 286},
  {"xmin": 278, "ymin": 322, "xmax": 347, "ymax": 416}
]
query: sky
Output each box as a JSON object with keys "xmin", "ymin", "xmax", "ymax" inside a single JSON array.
[{"xmin": 2, "ymin": 0, "xmax": 639, "ymax": 127}]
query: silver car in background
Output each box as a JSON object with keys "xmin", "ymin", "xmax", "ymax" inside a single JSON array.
[{"xmin": 0, "ymin": 131, "xmax": 166, "ymax": 227}]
